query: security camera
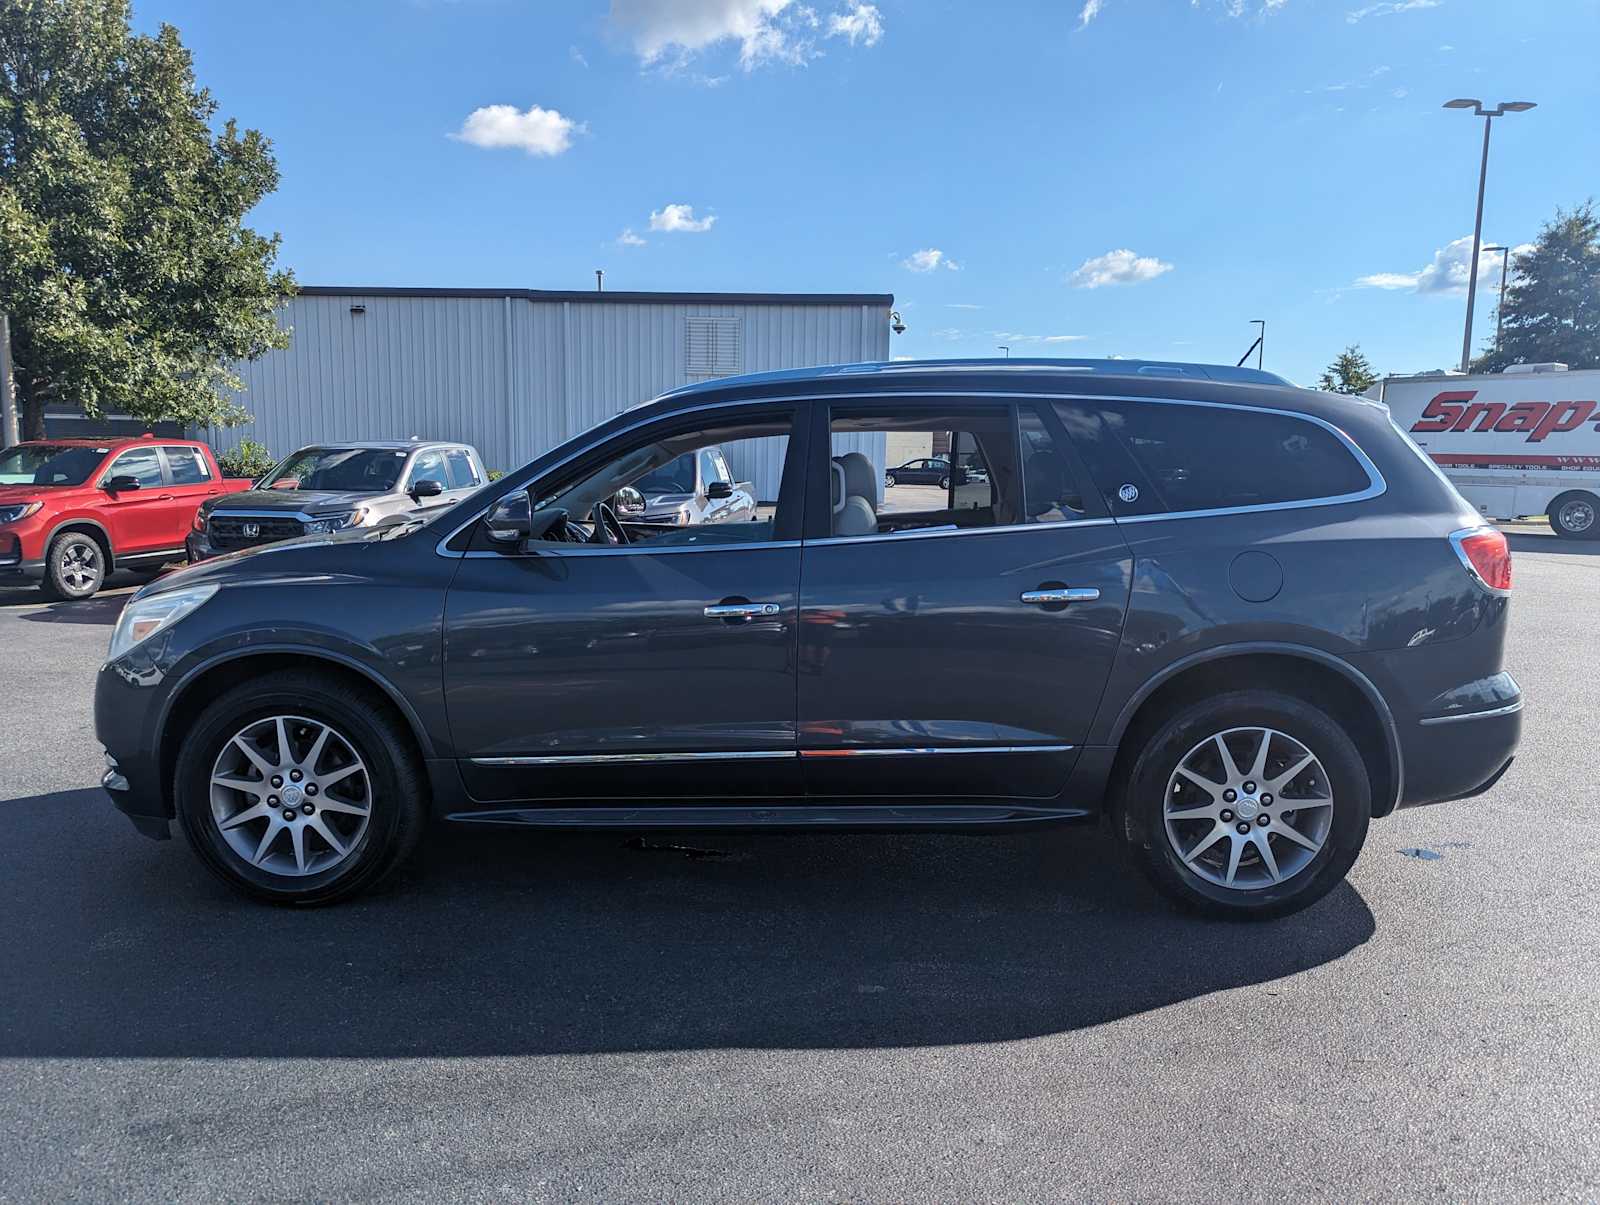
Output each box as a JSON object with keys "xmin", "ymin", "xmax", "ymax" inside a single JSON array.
[{"xmin": 889, "ymin": 310, "xmax": 906, "ymax": 335}]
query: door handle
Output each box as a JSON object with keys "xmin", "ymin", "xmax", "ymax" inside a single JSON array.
[
  {"xmin": 157, "ymin": 493, "xmax": 175, "ymax": 501},
  {"xmin": 1020, "ymin": 587, "xmax": 1100, "ymax": 605},
  {"xmin": 704, "ymin": 602, "xmax": 781, "ymax": 619}
]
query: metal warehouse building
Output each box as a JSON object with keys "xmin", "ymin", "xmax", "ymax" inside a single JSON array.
[{"xmin": 210, "ymin": 286, "xmax": 895, "ymax": 495}]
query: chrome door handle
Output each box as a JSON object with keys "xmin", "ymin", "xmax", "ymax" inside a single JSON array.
[
  {"xmin": 1020, "ymin": 587, "xmax": 1100, "ymax": 605},
  {"xmin": 704, "ymin": 602, "xmax": 781, "ymax": 619}
]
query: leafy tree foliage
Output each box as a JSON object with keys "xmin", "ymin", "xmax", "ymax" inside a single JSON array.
[
  {"xmin": 1318, "ymin": 344, "xmax": 1378, "ymax": 396},
  {"xmin": 0, "ymin": 0, "xmax": 293, "ymax": 439},
  {"xmin": 1475, "ymin": 201, "xmax": 1600, "ymax": 372},
  {"xmin": 216, "ymin": 438, "xmax": 275, "ymax": 479}
]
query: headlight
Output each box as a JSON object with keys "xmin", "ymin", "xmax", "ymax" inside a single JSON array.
[
  {"xmin": 0, "ymin": 502, "xmax": 41, "ymax": 525},
  {"xmin": 107, "ymin": 583, "xmax": 219, "ymax": 662},
  {"xmin": 303, "ymin": 508, "xmax": 367, "ymax": 534}
]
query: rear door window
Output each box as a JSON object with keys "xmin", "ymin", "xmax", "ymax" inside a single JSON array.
[
  {"xmin": 443, "ymin": 449, "xmax": 480, "ymax": 489},
  {"xmin": 163, "ymin": 446, "xmax": 212, "ymax": 484},
  {"xmin": 1054, "ymin": 399, "xmax": 1372, "ymax": 516}
]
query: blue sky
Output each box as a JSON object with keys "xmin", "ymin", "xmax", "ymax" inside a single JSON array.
[{"xmin": 137, "ymin": 0, "xmax": 1600, "ymax": 386}]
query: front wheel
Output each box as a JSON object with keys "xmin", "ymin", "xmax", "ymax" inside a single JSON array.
[
  {"xmin": 174, "ymin": 670, "xmax": 427, "ymax": 905},
  {"xmin": 1116, "ymin": 690, "xmax": 1371, "ymax": 920},
  {"xmin": 39, "ymin": 531, "xmax": 106, "ymax": 600},
  {"xmin": 884, "ymin": 473, "xmax": 897, "ymax": 488},
  {"xmin": 938, "ymin": 475, "xmax": 950, "ymax": 491},
  {"xmin": 1549, "ymin": 491, "xmax": 1599, "ymax": 540}
]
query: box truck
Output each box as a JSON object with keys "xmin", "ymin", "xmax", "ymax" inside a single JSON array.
[{"xmin": 1372, "ymin": 363, "xmax": 1600, "ymax": 540}]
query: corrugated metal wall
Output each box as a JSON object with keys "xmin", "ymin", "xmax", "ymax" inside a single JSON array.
[{"xmin": 214, "ymin": 292, "xmax": 891, "ymax": 499}]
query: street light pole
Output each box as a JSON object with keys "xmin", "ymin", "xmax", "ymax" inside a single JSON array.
[
  {"xmin": 1481, "ymin": 244, "xmax": 1510, "ymax": 356},
  {"xmin": 1444, "ymin": 99, "xmax": 1536, "ymax": 373},
  {"xmin": 1250, "ymin": 319, "xmax": 1265, "ymax": 370},
  {"xmin": 997, "ymin": 345, "xmax": 1009, "ymax": 358}
]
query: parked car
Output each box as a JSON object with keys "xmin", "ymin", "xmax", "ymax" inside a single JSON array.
[
  {"xmin": 95, "ymin": 359, "xmax": 1520, "ymax": 917},
  {"xmin": 186, "ymin": 440, "xmax": 487, "ymax": 561},
  {"xmin": 612, "ymin": 445, "xmax": 757, "ymax": 529},
  {"xmin": 0, "ymin": 436, "xmax": 251, "ymax": 599},
  {"xmin": 885, "ymin": 456, "xmax": 967, "ymax": 489}
]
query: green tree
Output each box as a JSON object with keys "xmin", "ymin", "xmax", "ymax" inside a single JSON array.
[
  {"xmin": 1475, "ymin": 201, "xmax": 1600, "ymax": 372},
  {"xmin": 0, "ymin": 0, "xmax": 293, "ymax": 439},
  {"xmin": 1318, "ymin": 344, "xmax": 1378, "ymax": 395}
]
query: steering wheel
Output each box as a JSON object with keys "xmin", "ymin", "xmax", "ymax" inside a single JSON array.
[{"xmin": 591, "ymin": 501, "xmax": 630, "ymax": 546}]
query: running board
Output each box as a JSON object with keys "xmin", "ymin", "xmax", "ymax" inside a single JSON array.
[{"xmin": 444, "ymin": 803, "xmax": 1090, "ymax": 830}]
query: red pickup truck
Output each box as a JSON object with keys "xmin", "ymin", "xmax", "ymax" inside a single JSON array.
[{"xmin": 0, "ymin": 436, "xmax": 253, "ymax": 600}]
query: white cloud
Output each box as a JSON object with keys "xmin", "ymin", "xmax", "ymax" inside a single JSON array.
[
  {"xmin": 570, "ymin": 45, "xmax": 590, "ymax": 67},
  {"xmin": 1078, "ymin": 0, "xmax": 1105, "ymax": 28},
  {"xmin": 609, "ymin": 0, "xmax": 883, "ymax": 71},
  {"xmin": 1355, "ymin": 236, "xmax": 1532, "ymax": 294},
  {"xmin": 452, "ymin": 104, "xmax": 583, "ymax": 156},
  {"xmin": 1068, "ymin": 248, "xmax": 1174, "ymax": 289},
  {"xmin": 1346, "ymin": 0, "xmax": 1441, "ymax": 23},
  {"xmin": 994, "ymin": 331, "xmax": 1091, "ymax": 344},
  {"xmin": 902, "ymin": 248, "xmax": 959, "ymax": 273},
  {"xmin": 649, "ymin": 203, "xmax": 717, "ymax": 233},
  {"xmin": 946, "ymin": 303, "xmax": 983, "ymax": 310},
  {"xmin": 616, "ymin": 228, "xmax": 647, "ymax": 247},
  {"xmin": 828, "ymin": 2, "xmax": 882, "ymax": 45}
]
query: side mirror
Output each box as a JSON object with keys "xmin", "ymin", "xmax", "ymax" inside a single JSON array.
[
  {"xmin": 105, "ymin": 474, "xmax": 141, "ymax": 492},
  {"xmin": 706, "ymin": 481, "xmax": 734, "ymax": 500},
  {"xmin": 410, "ymin": 479, "xmax": 444, "ymax": 501},
  {"xmin": 614, "ymin": 485, "xmax": 646, "ymax": 516}
]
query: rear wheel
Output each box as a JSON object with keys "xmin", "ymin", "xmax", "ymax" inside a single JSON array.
[
  {"xmin": 1117, "ymin": 690, "xmax": 1371, "ymax": 919},
  {"xmin": 39, "ymin": 531, "xmax": 106, "ymax": 600},
  {"xmin": 885, "ymin": 472, "xmax": 897, "ymax": 488},
  {"xmin": 1549, "ymin": 491, "xmax": 1599, "ymax": 540},
  {"xmin": 174, "ymin": 670, "xmax": 427, "ymax": 905}
]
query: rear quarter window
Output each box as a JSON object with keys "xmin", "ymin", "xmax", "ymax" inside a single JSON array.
[{"xmin": 1055, "ymin": 399, "xmax": 1372, "ymax": 515}]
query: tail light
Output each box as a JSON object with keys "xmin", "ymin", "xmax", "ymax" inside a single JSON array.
[{"xmin": 1451, "ymin": 527, "xmax": 1511, "ymax": 594}]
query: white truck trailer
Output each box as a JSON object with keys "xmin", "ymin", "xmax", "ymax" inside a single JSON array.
[{"xmin": 1372, "ymin": 363, "xmax": 1600, "ymax": 540}]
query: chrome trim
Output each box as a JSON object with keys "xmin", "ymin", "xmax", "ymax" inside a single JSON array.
[
  {"xmin": 471, "ymin": 743, "xmax": 1075, "ymax": 766},
  {"xmin": 806, "ymin": 518, "xmax": 1117, "ymax": 547},
  {"xmin": 458, "ymin": 539, "xmax": 800, "ymax": 559},
  {"xmin": 437, "ymin": 387, "xmax": 1386, "ymax": 558},
  {"xmin": 799, "ymin": 744, "xmax": 1073, "ymax": 758},
  {"xmin": 1020, "ymin": 587, "xmax": 1100, "ymax": 605},
  {"xmin": 471, "ymin": 749, "xmax": 797, "ymax": 767},
  {"xmin": 1449, "ymin": 526, "xmax": 1513, "ymax": 597},
  {"xmin": 1419, "ymin": 700, "xmax": 1524, "ymax": 726},
  {"xmin": 704, "ymin": 602, "xmax": 781, "ymax": 618}
]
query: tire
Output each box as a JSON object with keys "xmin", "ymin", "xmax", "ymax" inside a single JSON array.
[
  {"xmin": 174, "ymin": 670, "xmax": 427, "ymax": 905},
  {"xmin": 39, "ymin": 531, "xmax": 106, "ymax": 601},
  {"xmin": 1548, "ymin": 491, "xmax": 1599, "ymax": 541},
  {"xmin": 1116, "ymin": 690, "xmax": 1371, "ymax": 920},
  {"xmin": 885, "ymin": 473, "xmax": 897, "ymax": 488},
  {"xmin": 938, "ymin": 475, "xmax": 950, "ymax": 491}
]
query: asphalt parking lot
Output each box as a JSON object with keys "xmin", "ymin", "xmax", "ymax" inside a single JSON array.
[{"xmin": 1, "ymin": 529, "xmax": 1597, "ymax": 1202}]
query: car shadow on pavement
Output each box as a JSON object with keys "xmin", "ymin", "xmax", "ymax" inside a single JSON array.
[
  {"xmin": 0, "ymin": 789, "xmax": 1375, "ymax": 1059},
  {"xmin": 13, "ymin": 592, "xmax": 132, "ymax": 624}
]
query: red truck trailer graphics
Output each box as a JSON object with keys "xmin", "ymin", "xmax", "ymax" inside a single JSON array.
[{"xmin": 1374, "ymin": 366, "xmax": 1600, "ymax": 536}]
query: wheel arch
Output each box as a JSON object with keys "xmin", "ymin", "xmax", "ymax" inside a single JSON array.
[
  {"xmin": 156, "ymin": 648, "xmax": 437, "ymax": 813},
  {"xmin": 1106, "ymin": 643, "xmax": 1403, "ymax": 818},
  {"xmin": 44, "ymin": 517, "xmax": 115, "ymax": 569}
]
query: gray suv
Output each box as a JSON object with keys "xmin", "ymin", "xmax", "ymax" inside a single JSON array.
[
  {"xmin": 96, "ymin": 359, "xmax": 1521, "ymax": 919},
  {"xmin": 187, "ymin": 440, "xmax": 486, "ymax": 560}
]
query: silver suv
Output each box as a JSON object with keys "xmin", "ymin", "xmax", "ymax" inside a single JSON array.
[{"xmin": 187, "ymin": 440, "xmax": 486, "ymax": 560}]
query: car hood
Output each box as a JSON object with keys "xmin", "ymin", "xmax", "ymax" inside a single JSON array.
[
  {"xmin": 0, "ymin": 483, "xmax": 73, "ymax": 502},
  {"xmin": 206, "ymin": 488, "xmax": 381, "ymax": 514},
  {"xmin": 138, "ymin": 522, "xmax": 417, "ymax": 598}
]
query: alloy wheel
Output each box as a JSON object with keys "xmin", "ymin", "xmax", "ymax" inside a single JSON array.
[
  {"xmin": 60, "ymin": 542, "xmax": 102, "ymax": 592},
  {"xmin": 1162, "ymin": 726, "xmax": 1334, "ymax": 891},
  {"xmin": 209, "ymin": 715, "xmax": 372, "ymax": 877}
]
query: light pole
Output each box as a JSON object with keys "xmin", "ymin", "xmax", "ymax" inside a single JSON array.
[
  {"xmin": 1444, "ymin": 98, "xmax": 1536, "ymax": 373},
  {"xmin": 1250, "ymin": 319, "xmax": 1264, "ymax": 370},
  {"xmin": 1481, "ymin": 244, "xmax": 1510, "ymax": 357},
  {"xmin": 997, "ymin": 345, "xmax": 1010, "ymax": 358}
]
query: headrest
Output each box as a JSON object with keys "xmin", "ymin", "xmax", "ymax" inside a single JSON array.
[
  {"xmin": 839, "ymin": 451, "xmax": 877, "ymax": 502},
  {"xmin": 1025, "ymin": 449, "xmax": 1067, "ymax": 516}
]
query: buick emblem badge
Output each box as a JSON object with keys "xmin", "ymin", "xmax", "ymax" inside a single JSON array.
[{"xmin": 1117, "ymin": 483, "xmax": 1140, "ymax": 504}]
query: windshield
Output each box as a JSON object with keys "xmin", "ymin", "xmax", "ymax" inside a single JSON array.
[
  {"xmin": 632, "ymin": 453, "xmax": 696, "ymax": 495},
  {"xmin": 261, "ymin": 447, "xmax": 408, "ymax": 493},
  {"xmin": 0, "ymin": 444, "xmax": 108, "ymax": 487}
]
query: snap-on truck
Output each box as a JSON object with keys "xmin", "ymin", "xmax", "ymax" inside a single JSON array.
[{"xmin": 1373, "ymin": 363, "xmax": 1600, "ymax": 540}]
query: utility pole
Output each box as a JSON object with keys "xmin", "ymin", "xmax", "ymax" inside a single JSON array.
[{"xmin": 0, "ymin": 313, "xmax": 18, "ymax": 449}]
